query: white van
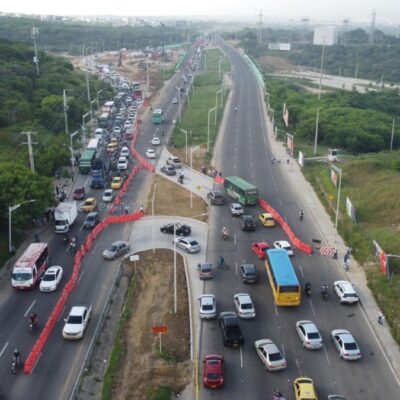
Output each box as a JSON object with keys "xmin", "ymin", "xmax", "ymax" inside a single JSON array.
[{"xmin": 95, "ymin": 128, "xmax": 103, "ymax": 141}]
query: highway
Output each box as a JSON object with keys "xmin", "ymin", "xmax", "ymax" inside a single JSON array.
[
  {"xmin": 198, "ymin": 42, "xmax": 400, "ymax": 400},
  {"xmin": 0, "ymin": 54, "xmax": 192, "ymax": 399}
]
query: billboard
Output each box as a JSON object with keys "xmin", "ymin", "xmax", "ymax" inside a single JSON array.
[
  {"xmin": 298, "ymin": 151, "xmax": 304, "ymax": 167},
  {"xmin": 283, "ymin": 103, "xmax": 289, "ymax": 127},
  {"xmin": 373, "ymin": 240, "xmax": 387, "ymax": 275},
  {"xmin": 268, "ymin": 43, "xmax": 291, "ymax": 51},
  {"xmin": 346, "ymin": 197, "xmax": 357, "ymax": 224},
  {"xmin": 313, "ymin": 26, "xmax": 337, "ymax": 46}
]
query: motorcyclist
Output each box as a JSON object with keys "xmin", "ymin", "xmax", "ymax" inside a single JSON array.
[
  {"xmin": 234, "ymin": 106, "xmax": 238, "ymax": 112},
  {"xmin": 29, "ymin": 311, "xmax": 38, "ymax": 327},
  {"xmin": 273, "ymin": 390, "xmax": 285, "ymax": 400},
  {"xmin": 221, "ymin": 226, "xmax": 229, "ymax": 240},
  {"xmin": 13, "ymin": 349, "xmax": 22, "ymax": 366},
  {"xmin": 299, "ymin": 209, "xmax": 304, "ymax": 221},
  {"xmin": 321, "ymin": 283, "xmax": 328, "ymax": 298},
  {"xmin": 304, "ymin": 282, "xmax": 312, "ymax": 296}
]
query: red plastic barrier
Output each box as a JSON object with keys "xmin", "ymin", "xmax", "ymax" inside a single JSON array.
[
  {"xmin": 258, "ymin": 198, "xmax": 313, "ymax": 255},
  {"xmin": 215, "ymin": 176, "xmax": 224, "ymax": 185}
]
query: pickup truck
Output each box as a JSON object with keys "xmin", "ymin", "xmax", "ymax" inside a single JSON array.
[
  {"xmin": 62, "ymin": 303, "xmax": 92, "ymax": 340},
  {"xmin": 218, "ymin": 311, "xmax": 244, "ymax": 347}
]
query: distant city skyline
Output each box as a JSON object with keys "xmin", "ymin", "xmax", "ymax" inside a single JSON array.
[{"xmin": 0, "ymin": 0, "xmax": 399, "ymax": 24}]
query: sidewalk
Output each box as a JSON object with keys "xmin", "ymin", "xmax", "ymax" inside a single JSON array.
[{"xmin": 260, "ymin": 89, "xmax": 400, "ymax": 383}]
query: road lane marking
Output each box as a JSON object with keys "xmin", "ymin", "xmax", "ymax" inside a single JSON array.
[
  {"xmin": 240, "ymin": 346, "xmax": 244, "ymax": 368},
  {"xmin": 299, "ymin": 264, "xmax": 304, "ymax": 277},
  {"xmin": 295, "ymin": 357, "xmax": 302, "ymax": 376},
  {"xmin": 323, "ymin": 345, "xmax": 331, "ymax": 367},
  {"xmin": 77, "ymin": 271, "xmax": 86, "ymax": 286},
  {"xmin": 274, "ymin": 301, "xmax": 278, "ymax": 316},
  {"xmin": 24, "ymin": 299, "xmax": 36, "ymax": 317},
  {"xmin": 0, "ymin": 342, "xmax": 9, "ymax": 358},
  {"xmin": 234, "ymin": 233, "xmax": 237, "ymax": 245},
  {"xmin": 58, "ymin": 306, "xmax": 66, "ymax": 322},
  {"xmin": 235, "ymin": 262, "xmax": 238, "ymax": 276},
  {"xmin": 31, "ymin": 352, "xmax": 42, "ymax": 374},
  {"xmin": 309, "ymin": 299, "xmax": 316, "ymax": 316}
]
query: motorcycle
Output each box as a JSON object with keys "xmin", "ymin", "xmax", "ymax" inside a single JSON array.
[
  {"xmin": 11, "ymin": 356, "xmax": 21, "ymax": 375},
  {"xmin": 29, "ymin": 318, "xmax": 37, "ymax": 334},
  {"xmin": 321, "ymin": 285, "xmax": 329, "ymax": 300},
  {"xmin": 304, "ymin": 283, "xmax": 311, "ymax": 297},
  {"xmin": 272, "ymin": 390, "xmax": 286, "ymax": 400},
  {"xmin": 221, "ymin": 229, "xmax": 229, "ymax": 241}
]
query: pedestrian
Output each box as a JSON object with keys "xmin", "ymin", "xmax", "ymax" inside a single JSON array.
[
  {"xmin": 271, "ymin": 156, "xmax": 275, "ymax": 164},
  {"xmin": 344, "ymin": 258, "xmax": 350, "ymax": 272},
  {"xmin": 55, "ymin": 186, "xmax": 60, "ymax": 195},
  {"xmin": 286, "ymin": 157, "xmax": 290, "ymax": 164},
  {"xmin": 277, "ymin": 157, "xmax": 281, "ymax": 164},
  {"xmin": 377, "ymin": 311, "xmax": 385, "ymax": 325},
  {"xmin": 202, "ymin": 166, "xmax": 206, "ymax": 175},
  {"xmin": 120, "ymin": 202, "xmax": 124, "ymax": 214},
  {"xmin": 217, "ymin": 256, "xmax": 225, "ymax": 270},
  {"xmin": 218, "ymin": 171, "xmax": 222, "ymax": 177},
  {"xmin": 32, "ymin": 218, "xmax": 36, "ymax": 228},
  {"xmin": 125, "ymin": 205, "xmax": 129, "ymax": 214},
  {"xmin": 332, "ymin": 248, "xmax": 338, "ymax": 260},
  {"xmin": 33, "ymin": 233, "xmax": 40, "ymax": 243},
  {"xmin": 139, "ymin": 205, "xmax": 144, "ymax": 214}
]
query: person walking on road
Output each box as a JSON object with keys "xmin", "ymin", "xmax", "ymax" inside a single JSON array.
[{"xmin": 217, "ymin": 256, "xmax": 225, "ymax": 270}]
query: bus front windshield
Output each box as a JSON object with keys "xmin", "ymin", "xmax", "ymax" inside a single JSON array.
[{"xmin": 12, "ymin": 272, "xmax": 32, "ymax": 282}]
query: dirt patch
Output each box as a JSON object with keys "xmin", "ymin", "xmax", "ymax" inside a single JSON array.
[
  {"xmin": 114, "ymin": 249, "xmax": 191, "ymax": 400},
  {"xmin": 257, "ymin": 55, "xmax": 296, "ymax": 72}
]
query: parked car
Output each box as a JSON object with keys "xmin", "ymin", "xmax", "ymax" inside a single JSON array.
[
  {"xmin": 255, "ymin": 339, "xmax": 287, "ymax": 371},
  {"xmin": 160, "ymin": 222, "xmax": 191, "ymax": 236},
  {"xmin": 151, "ymin": 137, "xmax": 161, "ymax": 145},
  {"xmin": 331, "ymin": 329, "xmax": 361, "ymax": 360},
  {"xmin": 241, "ymin": 214, "xmax": 256, "ymax": 231},
  {"xmin": 197, "ymin": 263, "xmax": 213, "ymax": 280},
  {"xmin": 62, "ymin": 303, "xmax": 91, "ymax": 340},
  {"xmin": 273, "ymin": 240, "xmax": 294, "ymax": 256},
  {"xmin": 80, "ymin": 197, "xmax": 97, "ymax": 213},
  {"xmin": 229, "ymin": 202, "xmax": 244, "ymax": 216},
  {"xmin": 296, "ymin": 320, "xmax": 323, "ymax": 349},
  {"xmin": 219, "ymin": 311, "xmax": 244, "ymax": 347},
  {"xmin": 166, "ymin": 156, "xmax": 182, "ymax": 168},
  {"xmin": 199, "ymin": 295, "xmax": 217, "ymax": 319},
  {"xmin": 83, "ymin": 212, "xmax": 100, "ymax": 229},
  {"xmin": 39, "ymin": 266, "xmax": 63, "ymax": 292},
  {"xmin": 102, "ymin": 189, "xmax": 115, "ymax": 203},
  {"xmin": 161, "ymin": 165, "xmax": 176, "ymax": 176},
  {"xmin": 239, "ymin": 263, "xmax": 258, "ymax": 283},
  {"xmin": 173, "ymin": 237, "xmax": 201, "ymax": 253},
  {"xmin": 207, "ymin": 191, "xmax": 225, "ymax": 205},
  {"xmin": 333, "ymin": 281, "xmax": 359, "ymax": 304},
  {"xmin": 293, "ymin": 377, "xmax": 318, "ymax": 400},
  {"xmin": 251, "ymin": 242, "xmax": 269, "ymax": 260},
  {"xmin": 233, "ymin": 293, "xmax": 256, "ymax": 319},
  {"xmin": 146, "ymin": 148, "xmax": 156, "ymax": 159},
  {"xmin": 73, "ymin": 187, "xmax": 85, "ymax": 200},
  {"xmin": 203, "ymin": 354, "xmax": 224, "ymax": 389},
  {"xmin": 102, "ymin": 241, "xmax": 130, "ymax": 260},
  {"xmin": 259, "ymin": 212, "xmax": 275, "ymax": 227}
]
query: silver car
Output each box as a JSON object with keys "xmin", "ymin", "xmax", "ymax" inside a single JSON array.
[
  {"xmin": 198, "ymin": 295, "xmax": 216, "ymax": 319},
  {"xmin": 102, "ymin": 241, "xmax": 130, "ymax": 260},
  {"xmin": 229, "ymin": 202, "xmax": 244, "ymax": 216},
  {"xmin": 254, "ymin": 339, "xmax": 287, "ymax": 371},
  {"xmin": 173, "ymin": 237, "xmax": 201, "ymax": 253},
  {"xmin": 296, "ymin": 320, "xmax": 323, "ymax": 349},
  {"xmin": 331, "ymin": 329, "xmax": 361, "ymax": 360},
  {"xmin": 234, "ymin": 293, "xmax": 256, "ymax": 319}
]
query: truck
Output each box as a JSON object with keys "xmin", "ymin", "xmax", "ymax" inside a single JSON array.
[
  {"xmin": 90, "ymin": 158, "xmax": 107, "ymax": 189},
  {"xmin": 54, "ymin": 202, "xmax": 78, "ymax": 234}
]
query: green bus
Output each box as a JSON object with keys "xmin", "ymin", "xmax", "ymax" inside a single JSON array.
[
  {"xmin": 79, "ymin": 149, "xmax": 96, "ymax": 174},
  {"xmin": 224, "ymin": 176, "xmax": 258, "ymax": 205},
  {"xmin": 98, "ymin": 112, "xmax": 110, "ymax": 128},
  {"xmin": 152, "ymin": 109, "xmax": 163, "ymax": 124}
]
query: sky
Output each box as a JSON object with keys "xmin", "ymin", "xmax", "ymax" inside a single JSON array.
[{"xmin": 1, "ymin": 0, "xmax": 400, "ymax": 23}]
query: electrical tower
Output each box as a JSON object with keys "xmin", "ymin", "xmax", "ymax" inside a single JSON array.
[
  {"xmin": 370, "ymin": 10, "xmax": 376, "ymax": 44},
  {"xmin": 31, "ymin": 23, "xmax": 40, "ymax": 76},
  {"xmin": 21, "ymin": 132, "xmax": 37, "ymax": 172},
  {"xmin": 257, "ymin": 9, "xmax": 263, "ymax": 47}
]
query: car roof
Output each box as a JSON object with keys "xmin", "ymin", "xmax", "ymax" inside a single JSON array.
[
  {"xmin": 111, "ymin": 240, "xmax": 126, "ymax": 246},
  {"xmin": 86, "ymin": 197, "xmax": 96, "ymax": 202},
  {"xmin": 241, "ymin": 263, "xmax": 256, "ymax": 270},
  {"xmin": 46, "ymin": 266, "xmax": 61, "ymax": 273},
  {"xmin": 230, "ymin": 202, "xmax": 241, "ymax": 207},
  {"xmin": 69, "ymin": 306, "xmax": 87, "ymax": 316},
  {"xmin": 276, "ymin": 240, "xmax": 290, "ymax": 247},
  {"xmin": 235, "ymin": 293, "xmax": 252, "ymax": 303},
  {"xmin": 298, "ymin": 320, "xmax": 318, "ymax": 333}
]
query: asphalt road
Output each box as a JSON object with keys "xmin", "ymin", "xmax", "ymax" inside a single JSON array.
[
  {"xmin": 198, "ymin": 41, "xmax": 400, "ymax": 400},
  {"xmin": 0, "ymin": 54, "xmax": 193, "ymax": 399}
]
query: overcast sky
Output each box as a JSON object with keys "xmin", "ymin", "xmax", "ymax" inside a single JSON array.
[{"xmin": 1, "ymin": 0, "xmax": 399, "ymax": 23}]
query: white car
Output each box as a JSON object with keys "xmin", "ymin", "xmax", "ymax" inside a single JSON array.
[
  {"xmin": 199, "ymin": 294, "xmax": 216, "ymax": 319},
  {"xmin": 172, "ymin": 98, "xmax": 178, "ymax": 104},
  {"xmin": 233, "ymin": 293, "xmax": 256, "ymax": 319},
  {"xmin": 62, "ymin": 304, "xmax": 92, "ymax": 340},
  {"xmin": 173, "ymin": 236, "xmax": 201, "ymax": 253},
  {"xmin": 117, "ymin": 156, "xmax": 128, "ymax": 170},
  {"xmin": 146, "ymin": 148, "xmax": 156, "ymax": 159},
  {"xmin": 334, "ymin": 281, "xmax": 359, "ymax": 304},
  {"xmin": 102, "ymin": 189, "xmax": 114, "ymax": 203},
  {"xmin": 229, "ymin": 202, "xmax": 244, "ymax": 216},
  {"xmin": 120, "ymin": 146, "xmax": 130, "ymax": 158},
  {"xmin": 273, "ymin": 240, "xmax": 294, "ymax": 256},
  {"xmin": 113, "ymin": 126, "xmax": 121, "ymax": 135},
  {"xmin": 331, "ymin": 329, "xmax": 361, "ymax": 360},
  {"xmin": 151, "ymin": 137, "xmax": 161, "ymax": 146},
  {"xmin": 124, "ymin": 122, "xmax": 132, "ymax": 130},
  {"xmin": 296, "ymin": 320, "xmax": 323, "ymax": 349},
  {"xmin": 254, "ymin": 339, "xmax": 287, "ymax": 371},
  {"xmin": 39, "ymin": 266, "xmax": 63, "ymax": 292}
]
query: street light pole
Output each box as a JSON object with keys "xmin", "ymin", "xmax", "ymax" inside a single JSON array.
[
  {"xmin": 96, "ymin": 89, "xmax": 103, "ymax": 109},
  {"xmin": 152, "ymin": 184, "xmax": 156, "ymax": 254},
  {"xmin": 218, "ymin": 59, "xmax": 223, "ymax": 81},
  {"xmin": 314, "ymin": 37, "xmax": 326, "ymax": 155},
  {"xmin": 190, "ymin": 132, "xmax": 193, "ymax": 209},
  {"xmin": 82, "ymin": 112, "xmax": 90, "ymax": 145},
  {"xmin": 90, "ymin": 99, "xmax": 97, "ymax": 131},
  {"xmin": 70, "ymin": 130, "xmax": 79, "ymax": 177},
  {"xmin": 207, "ymin": 107, "xmax": 216, "ymax": 153},
  {"xmin": 215, "ymin": 89, "xmax": 222, "ymax": 125},
  {"xmin": 179, "ymin": 128, "xmax": 188, "ymax": 163},
  {"xmin": 175, "ymin": 86, "xmax": 181, "ymax": 123},
  {"xmin": 9, "ymin": 199, "xmax": 36, "ymax": 253},
  {"xmin": 173, "ymin": 223, "xmax": 177, "ymax": 313},
  {"xmin": 332, "ymin": 165, "xmax": 342, "ymax": 245}
]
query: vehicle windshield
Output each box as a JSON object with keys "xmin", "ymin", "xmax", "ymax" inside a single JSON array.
[
  {"xmin": 269, "ymin": 351, "xmax": 283, "ymax": 361},
  {"xmin": 109, "ymin": 245, "xmax": 118, "ymax": 252},
  {"xmin": 12, "ymin": 272, "xmax": 32, "ymax": 282},
  {"xmin": 207, "ymin": 372, "xmax": 221, "ymax": 380},
  {"xmin": 42, "ymin": 273, "xmax": 56, "ymax": 281},
  {"xmin": 55, "ymin": 220, "xmax": 66, "ymax": 226},
  {"xmin": 67, "ymin": 316, "xmax": 83, "ymax": 324}
]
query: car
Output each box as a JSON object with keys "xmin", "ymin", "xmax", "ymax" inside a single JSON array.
[
  {"xmin": 102, "ymin": 241, "xmax": 131, "ymax": 260},
  {"xmin": 207, "ymin": 191, "xmax": 225, "ymax": 205},
  {"xmin": 293, "ymin": 377, "xmax": 318, "ymax": 400},
  {"xmin": 151, "ymin": 137, "xmax": 161, "ymax": 145},
  {"xmin": 117, "ymin": 156, "xmax": 128, "ymax": 170},
  {"xmin": 229, "ymin": 202, "xmax": 244, "ymax": 216},
  {"xmin": 146, "ymin": 148, "xmax": 156, "ymax": 159},
  {"xmin": 239, "ymin": 263, "xmax": 258, "ymax": 283},
  {"xmin": 273, "ymin": 240, "xmax": 294, "ymax": 256},
  {"xmin": 203, "ymin": 354, "xmax": 224, "ymax": 389},
  {"xmin": 73, "ymin": 186, "xmax": 85, "ymax": 200},
  {"xmin": 160, "ymin": 222, "xmax": 191, "ymax": 236},
  {"xmin": 296, "ymin": 320, "xmax": 323, "ymax": 349},
  {"xmin": 111, "ymin": 177, "xmax": 123, "ymax": 189},
  {"xmin": 107, "ymin": 143, "xmax": 118, "ymax": 153},
  {"xmin": 241, "ymin": 214, "xmax": 256, "ymax": 231},
  {"xmin": 62, "ymin": 303, "xmax": 92, "ymax": 340},
  {"xmin": 83, "ymin": 212, "xmax": 100, "ymax": 229},
  {"xmin": 333, "ymin": 281, "xmax": 359, "ymax": 304},
  {"xmin": 233, "ymin": 293, "xmax": 256, "ymax": 319},
  {"xmin": 331, "ymin": 329, "xmax": 361, "ymax": 360},
  {"xmin": 113, "ymin": 126, "xmax": 121, "ymax": 135},
  {"xmin": 161, "ymin": 165, "xmax": 176, "ymax": 176},
  {"xmin": 166, "ymin": 156, "xmax": 182, "ymax": 168},
  {"xmin": 124, "ymin": 121, "xmax": 132, "ymax": 129},
  {"xmin": 120, "ymin": 146, "xmax": 130, "ymax": 158},
  {"xmin": 251, "ymin": 242, "xmax": 269, "ymax": 260},
  {"xmin": 259, "ymin": 212, "xmax": 275, "ymax": 227},
  {"xmin": 39, "ymin": 265, "xmax": 63, "ymax": 292},
  {"xmin": 197, "ymin": 263, "xmax": 213, "ymax": 280},
  {"xmin": 102, "ymin": 189, "xmax": 115, "ymax": 203},
  {"xmin": 219, "ymin": 311, "xmax": 244, "ymax": 347},
  {"xmin": 80, "ymin": 197, "xmax": 97, "ymax": 213},
  {"xmin": 254, "ymin": 339, "xmax": 287, "ymax": 371},
  {"xmin": 172, "ymin": 98, "xmax": 178, "ymax": 104},
  {"xmin": 199, "ymin": 294, "xmax": 216, "ymax": 319},
  {"xmin": 173, "ymin": 237, "xmax": 201, "ymax": 253}
]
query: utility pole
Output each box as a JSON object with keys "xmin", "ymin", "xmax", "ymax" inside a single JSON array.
[
  {"xmin": 20, "ymin": 132, "xmax": 37, "ymax": 172},
  {"xmin": 86, "ymin": 71, "xmax": 91, "ymax": 103},
  {"xmin": 257, "ymin": 9, "xmax": 263, "ymax": 47},
  {"xmin": 370, "ymin": 10, "xmax": 376, "ymax": 44},
  {"xmin": 63, "ymin": 89, "xmax": 69, "ymax": 134},
  {"xmin": 314, "ymin": 37, "xmax": 325, "ymax": 155},
  {"xmin": 31, "ymin": 24, "xmax": 40, "ymax": 76},
  {"xmin": 390, "ymin": 119, "xmax": 395, "ymax": 151}
]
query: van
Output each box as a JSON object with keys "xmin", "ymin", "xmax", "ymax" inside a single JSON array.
[{"xmin": 95, "ymin": 128, "xmax": 103, "ymax": 141}]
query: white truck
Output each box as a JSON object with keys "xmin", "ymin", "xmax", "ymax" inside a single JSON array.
[{"xmin": 54, "ymin": 201, "xmax": 78, "ymax": 234}]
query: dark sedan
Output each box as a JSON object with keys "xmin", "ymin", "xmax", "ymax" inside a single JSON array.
[
  {"xmin": 160, "ymin": 222, "xmax": 191, "ymax": 236},
  {"xmin": 161, "ymin": 165, "xmax": 176, "ymax": 176}
]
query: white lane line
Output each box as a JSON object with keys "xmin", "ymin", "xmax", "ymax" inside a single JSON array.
[
  {"xmin": 295, "ymin": 358, "xmax": 302, "ymax": 376},
  {"xmin": 299, "ymin": 265, "xmax": 304, "ymax": 278},
  {"xmin": 24, "ymin": 300, "xmax": 36, "ymax": 317},
  {"xmin": 235, "ymin": 262, "xmax": 238, "ymax": 277},
  {"xmin": 274, "ymin": 301, "xmax": 279, "ymax": 316},
  {"xmin": 57, "ymin": 306, "xmax": 66, "ymax": 322},
  {"xmin": 309, "ymin": 299, "xmax": 316, "ymax": 316},
  {"xmin": 0, "ymin": 342, "xmax": 9, "ymax": 358},
  {"xmin": 323, "ymin": 345, "xmax": 331, "ymax": 367},
  {"xmin": 234, "ymin": 233, "xmax": 237, "ymax": 245},
  {"xmin": 240, "ymin": 346, "xmax": 244, "ymax": 368},
  {"xmin": 77, "ymin": 271, "xmax": 86, "ymax": 286},
  {"xmin": 31, "ymin": 352, "xmax": 43, "ymax": 374},
  {"xmin": 281, "ymin": 344, "xmax": 286, "ymax": 360}
]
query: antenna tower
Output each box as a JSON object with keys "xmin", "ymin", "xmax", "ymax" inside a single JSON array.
[{"xmin": 31, "ymin": 22, "xmax": 40, "ymax": 76}]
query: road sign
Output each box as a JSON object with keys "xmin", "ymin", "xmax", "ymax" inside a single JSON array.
[
  {"xmin": 130, "ymin": 255, "xmax": 140, "ymax": 262},
  {"xmin": 152, "ymin": 325, "xmax": 168, "ymax": 334}
]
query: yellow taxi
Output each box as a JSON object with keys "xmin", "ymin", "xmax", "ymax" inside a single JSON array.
[
  {"xmin": 293, "ymin": 377, "xmax": 318, "ymax": 400},
  {"xmin": 80, "ymin": 197, "xmax": 97, "ymax": 213},
  {"xmin": 259, "ymin": 212, "xmax": 275, "ymax": 227},
  {"xmin": 111, "ymin": 177, "xmax": 123, "ymax": 190},
  {"xmin": 107, "ymin": 142, "xmax": 118, "ymax": 153}
]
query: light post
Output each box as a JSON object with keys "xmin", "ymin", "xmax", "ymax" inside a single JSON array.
[
  {"xmin": 179, "ymin": 128, "xmax": 188, "ymax": 163},
  {"xmin": 70, "ymin": 130, "xmax": 79, "ymax": 177},
  {"xmin": 215, "ymin": 89, "xmax": 222, "ymax": 125},
  {"xmin": 90, "ymin": 99, "xmax": 97, "ymax": 131},
  {"xmin": 175, "ymin": 86, "xmax": 181, "ymax": 123},
  {"xmin": 9, "ymin": 199, "xmax": 36, "ymax": 253},
  {"xmin": 332, "ymin": 164, "xmax": 342, "ymax": 245},
  {"xmin": 207, "ymin": 107, "xmax": 216, "ymax": 153},
  {"xmin": 314, "ymin": 37, "xmax": 326, "ymax": 155},
  {"xmin": 218, "ymin": 59, "xmax": 223, "ymax": 81},
  {"xmin": 82, "ymin": 112, "xmax": 90, "ymax": 145},
  {"xmin": 96, "ymin": 89, "xmax": 103, "ymax": 109},
  {"xmin": 151, "ymin": 184, "xmax": 156, "ymax": 254}
]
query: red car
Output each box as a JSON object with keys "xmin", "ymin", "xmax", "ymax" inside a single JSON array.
[
  {"xmin": 251, "ymin": 242, "xmax": 269, "ymax": 260},
  {"xmin": 203, "ymin": 354, "xmax": 224, "ymax": 389},
  {"xmin": 73, "ymin": 186, "xmax": 85, "ymax": 200}
]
